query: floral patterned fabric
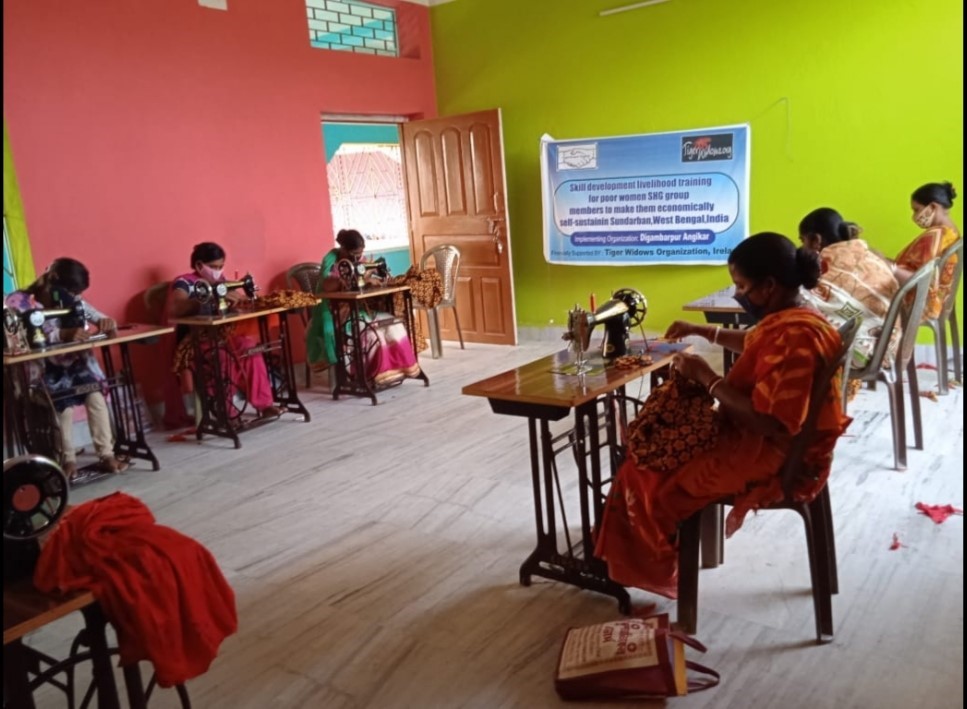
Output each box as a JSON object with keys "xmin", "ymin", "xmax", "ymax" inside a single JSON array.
[
  {"xmin": 801, "ymin": 239, "xmax": 899, "ymax": 369},
  {"xmin": 594, "ymin": 308, "xmax": 850, "ymax": 599},
  {"xmin": 895, "ymin": 225, "xmax": 961, "ymax": 321}
]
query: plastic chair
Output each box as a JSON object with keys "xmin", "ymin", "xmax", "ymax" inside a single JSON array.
[
  {"xmin": 415, "ymin": 245, "xmax": 464, "ymax": 359},
  {"xmin": 286, "ymin": 262, "xmax": 322, "ymax": 296},
  {"xmin": 143, "ymin": 282, "xmax": 171, "ymax": 324},
  {"xmin": 845, "ymin": 259, "xmax": 935, "ymax": 470},
  {"xmin": 676, "ymin": 316, "xmax": 860, "ymax": 645},
  {"xmin": 286, "ymin": 262, "xmax": 322, "ymax": 387},
  {"xmin": 921, "ymin": 239, "xmax": 963, "ymax": 395}
]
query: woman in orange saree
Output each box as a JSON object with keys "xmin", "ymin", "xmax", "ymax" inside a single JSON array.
[
  {"xmin": 594, "ymin": 233, "xmax": 851, "ymax": 599},
  {"xmin": 894, "ymin": 181, "xmax": 961, "ymax": 320}
]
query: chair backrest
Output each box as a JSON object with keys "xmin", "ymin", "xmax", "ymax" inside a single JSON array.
[
  {"xmin": 935, "ymin": 238, "xmax": 963, "ymax": 323},
  {"xmin": 143, "ymin": 281, "xmax": 171, "ymax": 325},
  {"xmin": 851, "ymin": 258, "xmax": 936, "ymax": 380},
  {"xmin": 419, "ymin": 245, "xmax": 461, "ymax": 306},
  {"xmin": 287, "ymin": 262, "xmax": 322, "ymax": 295},
  {"xmin": 779, "ymin": 316, "xmax": 860, "ymax": 495}
]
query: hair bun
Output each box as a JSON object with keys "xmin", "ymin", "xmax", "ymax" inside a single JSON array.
[{"xmin": 944, "ymin": 182, "xmax": 957, "ymax": 203}]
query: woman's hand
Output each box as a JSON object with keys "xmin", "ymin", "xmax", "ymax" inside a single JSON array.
[
  {"xmin": 60, "ymin": 327, "xmax": 92, "ymax": 343},
  {"xmin": 96, "ymin": 317, "xmax": 117, "ymax": 335},
  {"xmin": 671, "ymin": 352, "xmax": 718, "ymax": 388},
  {"xmin": 225, "ymin": 289, "xmax": 248, "ymax": 304},
  {"xmin": 665, "ymin": 320, "xmax": 701, "ymax": 341}
]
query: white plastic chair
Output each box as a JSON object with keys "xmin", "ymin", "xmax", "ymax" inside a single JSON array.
[{"xmin": 415, "ymin": 245, "xmax": 464, "ymax": 358}]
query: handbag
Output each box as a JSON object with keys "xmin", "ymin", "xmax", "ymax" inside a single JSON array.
[
  {"xmin": 626, "ymin": 371, "xmax": 720, "ymax": 473},
  {"xmin": 554, "ymin": 613, "xmax": 719, "ymax": 700}
]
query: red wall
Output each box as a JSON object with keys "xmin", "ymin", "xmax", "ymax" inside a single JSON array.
[{"xmin": 3, "ymin": 0, "xmax": 436, "ymax": 405}]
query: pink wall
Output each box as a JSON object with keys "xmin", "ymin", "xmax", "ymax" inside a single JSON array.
[{"xmin": 3, "ymin": 0, "xmax": 436, "ymax": 404}]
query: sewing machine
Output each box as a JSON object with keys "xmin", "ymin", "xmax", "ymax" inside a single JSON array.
[
  {"xmin": 562, "ymin": 287, "xmax": 648, "ymax": 366},
  {"xmin": 3, "ymin": 454, "xmax": 70, "ymax": 582},
  {"xmin": 189, "ymin": 273, "xmax": 258, "ymax": 315},
  {"xmin": 335, "ymin": 257, "xmax": 390, "ymax": 291},
  {"xmin": 8, "ymin": 291, "xmax": 90, "ymax": 351},
  {"xmin": 3, "ymin": 305, "xmax": 29, "ymax": 354}
]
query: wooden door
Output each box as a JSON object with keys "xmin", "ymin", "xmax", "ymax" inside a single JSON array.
[{"xmin": 401, "ymin": 109, "xmax": 517, "ymax": 346}]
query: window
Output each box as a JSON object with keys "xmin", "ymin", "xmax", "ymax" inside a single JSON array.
[{"xmin": 306, "ymin": 0, "xmax": 398, "ymax": 57}]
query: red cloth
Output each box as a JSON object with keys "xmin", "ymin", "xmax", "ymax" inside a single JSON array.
[
  {"xmin": 915, "ymin": 502, "xmax": 964, "ymax": 524},
  {"xmin": 34, "ymin": 492, "xmax": 237, "ymax": 687}
]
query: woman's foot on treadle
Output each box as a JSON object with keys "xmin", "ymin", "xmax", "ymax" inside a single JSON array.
[
  {"xmin": 63, "ymin": 461, "xmax": 78, "ymax": 481},
  {"xmin": 258, "ymin": 405, "xmax": 282, "ymax": 419},
  {"xmin": 98, "ymin": 456, "xmax": 129, "ymax": 474}
]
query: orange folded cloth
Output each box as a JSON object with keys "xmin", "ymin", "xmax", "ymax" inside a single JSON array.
[{"xmin": 34, "ymin": 492, "xmax": 237, "ymax": 687}]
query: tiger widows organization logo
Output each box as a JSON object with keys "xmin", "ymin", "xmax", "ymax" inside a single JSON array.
[{"xmin": 681, "ymin": 133, "xmax": 734, "ymax": 162}]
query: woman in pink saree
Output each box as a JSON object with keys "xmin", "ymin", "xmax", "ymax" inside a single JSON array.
[{"xmin": 164, "ymin": 242, "xmax": 280, "ymax": 425}]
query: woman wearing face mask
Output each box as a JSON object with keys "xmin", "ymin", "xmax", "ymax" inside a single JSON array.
[
  {"xmin": 797, "ymin": 207, "xmax": 899, "ymax": 370},
  {"xmin": 594, "ymin": 232, "xmax": 850, "ymax": 598},
  {"xmin": 892, "ymin": 182, "xmax": 961, "ymax": 320},
  {"xmin": 306, "ymin": 229, "xmax": 422, "ymax": 386},
  {"xmin": 164, "ymin": 242, "xmax": 280, "ymax": 425}
]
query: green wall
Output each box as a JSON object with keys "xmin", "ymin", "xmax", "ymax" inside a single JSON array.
[
  {"xmin": 3, "ymin": 120, "xmax": 36, "ymax": 294},
  {"xmin": 430, "ymin": 0, "xmax": 964, "ymax": 335}
]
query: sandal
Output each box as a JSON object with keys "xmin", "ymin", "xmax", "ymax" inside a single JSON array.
[{"xmin": 98, "ymin": 456, "xmax": 130, "ymax": 474}]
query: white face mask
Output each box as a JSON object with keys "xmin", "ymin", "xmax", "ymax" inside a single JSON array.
[
  {"xmin": 913, "ymin": 205, "xmax": 936, "ymax": 229},
  {"xmin": 198, "ymin": 265, "xmax": 224, "ymax": 282}
]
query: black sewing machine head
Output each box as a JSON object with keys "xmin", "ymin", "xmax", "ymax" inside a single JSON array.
[
  {"xmin": 189, "ymin": 274, "xmax": 258, "ymax": 315},
  {"xmin": 21, "ymin": 288, "xmax": 88, "ymax": 350},
  {"xmin": 563, "ymin": 287, "xmax": 648, "ymax": 360},
  {"xmin": 335, "ymin": 257, "xmax": 390, "ymax": 291},
  {"xmin": 3, "ymin": 454, "xmax": 70, "ymax": 582}
]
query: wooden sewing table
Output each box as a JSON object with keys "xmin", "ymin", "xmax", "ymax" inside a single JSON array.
[
  {"xmin": 462, "ymin": 341, "xmax": 689, "ymax": 612},
  {"xmin": 169, "ymin": 305, "xmax": 310, "ymax": 449},
  {"xmin": 324, "ymin": 285, "xmax": 430, "ymax": 405},
  {"xmin": 3, "ymin": 324, "xmax": 173, "ymax": 485}
]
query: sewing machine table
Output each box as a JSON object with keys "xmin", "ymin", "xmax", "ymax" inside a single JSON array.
[{"xmin": 462, "ymin": 342, "xmax": 688, "ymax": 613}]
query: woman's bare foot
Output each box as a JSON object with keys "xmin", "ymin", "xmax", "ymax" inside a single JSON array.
[
  {"xmin": 258, "ymin": 405, "xmax": 282, "ymax": 419},
  {"xmin": 98, "ymin": 456, "xmax": 129, "ymax": 474},
  {"xmin": 62, "ymin": 461, "xmax": 78, "ymax": 481}
]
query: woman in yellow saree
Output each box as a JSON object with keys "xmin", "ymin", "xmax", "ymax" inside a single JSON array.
[
  {"xmin": 894, "ymin": 181, "xmax": 961, "ymax": 320},
  {"xmin": 594, "ymin": 233, "xmax": 851, "ymax": 599}
]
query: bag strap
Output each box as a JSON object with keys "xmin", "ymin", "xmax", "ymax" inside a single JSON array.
[
  {"xmin": 685, "ymin": 661, "xmax": 720, "ymax": 693},
  {"xmin": 669, "ymin": 630, "xmax": 708, "ymax": 653}
]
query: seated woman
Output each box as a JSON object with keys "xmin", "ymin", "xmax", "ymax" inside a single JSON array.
[
  {"xmin": 165, "ymin": 242, "xmax": 280, "ymax": 422},
  {"xmin": 892, "ymin": 181, "xmax": 961, "ymax": 320},
  {"xmin": 306, "ymin": 229, "xmax": 422, "ymax": 387},
  {"xmin": 798, "ymin": 207, "xmax": 899, "ymax": 369},
  {"xmin": 594, "ymin": 232, "xmax": 851, "ymax": 599},
  {"xmin": 5, "ymin": 258, "xmax": 127, "ymax": 479}
]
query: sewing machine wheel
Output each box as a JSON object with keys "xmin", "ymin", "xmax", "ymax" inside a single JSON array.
[
  {"xmin": 336, "ymin": 259, "xmax": 357, "ymax": 289},
  {"xmin": 3, "ymin": 307, "xmax": 20, "ymax": 334},
  {"xmin": 191, "ymin": 279, "xmax": 213, "ymax": 302},
  {"xmin": 613, "ymin": 288, "xmax": 648, "ymax": 327},
  {"xmin": 3, "ymin": 454, "xmax": 69, "ymax": 540}
]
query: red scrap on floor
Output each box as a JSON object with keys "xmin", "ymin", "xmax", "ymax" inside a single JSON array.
[
  {"xmin": 915, "ymin": 503, "xmax": 964, "ymax": 524},
  {"xmin": 889, "ymin": 533, "xmax": 905, "ymax": 550}
]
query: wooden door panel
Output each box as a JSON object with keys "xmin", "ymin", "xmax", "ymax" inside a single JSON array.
[
  {"xmin": 440, "ymin": 128, "xmax": 466, "ymax": 216},
  {"xmin": 468, "ymin": 122, "xmax": 497, "ymax": 216},
  {"xmin": 480, "ymin": 277, "xmax": 507, "ymax": 335},
  {"xmin": 412, "ymin": 131, "xmax": 440, "ymax": 217},
  {"xmin": 402, "ymin": 109, "xmax": 517, "ymax": 346}
]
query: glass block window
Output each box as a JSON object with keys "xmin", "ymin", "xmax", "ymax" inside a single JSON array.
[{"xmin": 306, "ymin": 0, "xmax": 398, "ymax": 57}]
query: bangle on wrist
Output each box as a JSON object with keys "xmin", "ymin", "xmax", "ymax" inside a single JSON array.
[
  {"xmin": 707, "ymin": 376, "xmax": 724, "ymax": 398},
  {"xmin": 712, "ymin": 326, "xmax": 721, "ymax": 345}
]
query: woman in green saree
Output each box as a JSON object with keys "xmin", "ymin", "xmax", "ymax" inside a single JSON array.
[{"xmin": 306, "ymin": 229, "xmax": 422, "ymax": 386}]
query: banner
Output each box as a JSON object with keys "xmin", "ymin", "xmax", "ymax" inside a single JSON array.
[{"xmin": 541, "ymin": 124, "xmax": 750, "ymax": 266}]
